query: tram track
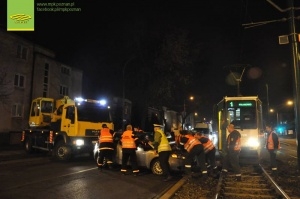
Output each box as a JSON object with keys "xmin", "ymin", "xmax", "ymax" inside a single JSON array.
[
  {"xmin": 215, "ymin": 164, "xmax": 290, "ymax": 199},
  {"xmin": 165, "ymin": 163, "xmax": 297, "ymax": 199}
]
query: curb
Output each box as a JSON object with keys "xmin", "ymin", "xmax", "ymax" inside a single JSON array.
[{"xmin": 155, "ymin": 176, "xmax": 188, "ymax": 199}]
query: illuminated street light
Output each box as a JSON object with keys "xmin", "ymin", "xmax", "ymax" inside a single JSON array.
[
  {"xmin": 287, "ymin": 100, "xmax": 293, "ymax": 106},
  {"xmin": 269, "ymin": 100, "xmax": 293, "ymax": 126},
  {"xmin": 183, "ymin": 96, "xmax": 194, "ymax": 114},
  {"xmin": 269, "ymin": 109, "xmax": 279, "ymax": 126},
  {"xmin": 183, "ymin": 96, "xmax": 194, "ymax": 129}
]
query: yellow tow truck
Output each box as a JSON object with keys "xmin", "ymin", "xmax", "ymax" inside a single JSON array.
[{"xmin": 21, "ymin": 96, "xmax": 114, "ymax": 161}]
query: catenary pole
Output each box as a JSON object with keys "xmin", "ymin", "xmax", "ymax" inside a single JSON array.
[
  {"xmin": 265, "ymin": 0, "xmax": 300, "ymax": 171},
  {"xmin": 287, "ymin": 0, "xmax": 300, "ymax": 171}
]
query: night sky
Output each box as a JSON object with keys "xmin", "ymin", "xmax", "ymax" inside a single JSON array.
[{"xmin": 2, "ymin": 0, "xmax": 299, "ymax": 120}]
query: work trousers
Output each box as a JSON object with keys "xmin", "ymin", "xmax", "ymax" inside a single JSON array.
[
  {"xmin": 186, "ymin": 144, "xmax": 207, "ymax": 173},
  {"xmin": 206, "ymin": 147, "xmax": 216, "ymax": 168},
  {"xmin": 98, "ymin": 149, "xmax": 114, "ymax": 166},
  {"xmin": 121, "ymin": 149, "xmax": 139, "ymax": 171},
  {"xmin": 268, "ymin": 149, "xmax": 277, "ymax": 169},
  {"xmin": 222, "ymin": 150, "xmax": 241, "ymax": 174},
  {"xmin": 158, "ymin": 150, "xmax": 171, "ymax": 177}
]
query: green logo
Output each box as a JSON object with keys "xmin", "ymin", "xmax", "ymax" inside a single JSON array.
[
  {"xmin": 7, "ymin": 0, "xmax": 34, "ymax": 31},
  {"xmin": 10, "ymin": 14, "xmax": 32, "ymax": 24}
]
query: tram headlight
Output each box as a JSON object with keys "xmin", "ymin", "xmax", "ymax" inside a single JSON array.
[{"xmin": 246, "ymin": 137, "xmax": 259, "ymax": 148}]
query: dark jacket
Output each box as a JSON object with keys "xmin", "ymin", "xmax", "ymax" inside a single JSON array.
[{"xmin": 226, "ymin": 130, "xmax": 241, "ymax": 152}]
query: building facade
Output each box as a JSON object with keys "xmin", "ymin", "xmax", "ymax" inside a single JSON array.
[{"xmin": 0, "ymin": 29, "xmax": 82, "ymax": 133}]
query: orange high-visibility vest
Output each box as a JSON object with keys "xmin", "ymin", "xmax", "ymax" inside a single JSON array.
[
  {"xmin": 267, "ymin": 131, "xmax": 280, "ymax": 150},
  {"xmin": 121, "ymin": 130, "xmax": 137, "ymax": 149},
  {"xmin": 99, "ymin": 128, "xmax": 113, "ymax": 143},
  {"xmin": 184, "ymin": 134, "xmax": 201, "ymax": 153},
  {"xmin": 199, "ymin": 135, "xmax": 214, "ymax": 153}
]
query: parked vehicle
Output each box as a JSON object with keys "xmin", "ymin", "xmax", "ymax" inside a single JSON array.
[
  {"xmin": 93, "ymin": 132, "xmax": 185, "ymax": 175},
  {"xmin": 21, "ymin": 96, "xmax": 113, "ymax": 161},
  {"xmin": 193, "ymin": 122, "xmax": 212, "ymax": 134}
]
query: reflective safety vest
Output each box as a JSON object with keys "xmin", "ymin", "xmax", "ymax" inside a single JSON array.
[
  {"xmin": 156, "ymin": 129, "xmax": 171, "ymax": 153},
  {"xmin": 99, "ymin": 128, "xmax": 113, "ymax": 143},
  {"xmin": 199, "ymin": 135, "xmax": 215, "ymax": 153},
  {"xmin": 267, "ymin": 131, "xmax": 280, "ymax": 150},
  {"xmin": 184, "ymin": 134, "xmax": 201, "ymax": 153},
  {"xmin": 121, "ymin": 130, "xmax": 137, "ymax": 149}
]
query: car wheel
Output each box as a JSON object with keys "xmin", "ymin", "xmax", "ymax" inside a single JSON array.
[
  {"xmin": 54, "ymin": 140, "xmax": 72, "ymax": 161},
  {"xmin": 150, "ymin": 158, "xmax": 163, "ymax": 175}
]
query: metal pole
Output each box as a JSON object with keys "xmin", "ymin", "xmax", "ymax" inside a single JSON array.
[
  {"xmin": 266, "ymin": 84, "xmax": 270, "ymax": 122},
  {"xmin": 287, "ymin": 0, "xmax": 300, "ymax": 171},
  {"xmin": 266, "ymin": 0, "xmax": 300, "ymax": 172},
  {"xmin": 122, "ymin": 66, "xmax": 126, "ymax": 131},
  {"xmin": 183, "ymin": 99, "xmax": 186, "ymax": 129},
  {"xmin": 237, "ymin": 80, "xmax": 241, "ymax": 96}
]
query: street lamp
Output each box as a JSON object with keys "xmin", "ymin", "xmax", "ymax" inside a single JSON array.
[
  {"xmin": 269, "ymin": 100, "xmax": 294, "ymax": 127},
  {"xmin": 182, "ymin": 96, "xmax": 194, "ymax": 129},
  {"xmin": 269, "ymin": 109, "xmax": 279, "ymax": 126}
]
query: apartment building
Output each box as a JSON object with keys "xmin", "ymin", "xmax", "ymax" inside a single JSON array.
[{"xmin": 0, "ymin": 29, "xmax": 82, "ymax": 133}]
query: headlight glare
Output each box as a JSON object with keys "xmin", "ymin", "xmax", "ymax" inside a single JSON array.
[
  {"xmin": 246, "ymin": 137, "xmax": 259, "ymax": 147},
  {"xmin": 75, "ymin": 139, "xmax": 84, "ymax": 146}
]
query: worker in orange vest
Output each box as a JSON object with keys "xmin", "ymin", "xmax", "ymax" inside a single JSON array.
[
  {"xmin": 97, "ymin": 124, "xmax": 115, "ymax": 170},
  {"xmin": 176, "ymin": 131, "xmax": 208, "ymax": 178},
  {"xmin": 120, "ymin": 124, "xmax": 140, "ymax": 176},
  {"xmin": 194, "ymin": 131, "xmax": 217, "ymax": 171},
  {"xmin": 221, "ymin": 123, "xmax": 242, "ymax": 181},
  {"xmin": 265, "ymin": 123, "xmax": 280, "ymax": 176}
]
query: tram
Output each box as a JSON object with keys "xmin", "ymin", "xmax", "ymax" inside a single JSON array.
[{"xmin": 215, "ymin": 96, "xmax": 264, "ymax": 162}]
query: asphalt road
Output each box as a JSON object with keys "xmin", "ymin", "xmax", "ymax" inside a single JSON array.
[
  {"xmin": 0, "ymin": 136, "xmax": 296, "ymax": 199},
  {"xmin": 0, "ymin": 150, "xmax": 182, "ymax": 199}
]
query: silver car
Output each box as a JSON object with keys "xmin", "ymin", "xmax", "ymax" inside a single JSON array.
[{"xmin": 93, "ymin": 139, "xmax": 185, "ymax": 175}]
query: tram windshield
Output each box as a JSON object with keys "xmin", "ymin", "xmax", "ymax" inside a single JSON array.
[{"xmin": 226, "ymin": 100, "xmax": 257, "ymax": 129}]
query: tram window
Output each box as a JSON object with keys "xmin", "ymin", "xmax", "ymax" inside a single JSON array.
[
  {"xmin": 223, "ymin": 99, "xmax": 260, "ymax": 130},
  {"xmin": 226, "ymin": 107, "xmax": 256, "ymax": 129},
  {"xmin": 241, "ymin": 109, "xmax": 256, "ymax": 129}
]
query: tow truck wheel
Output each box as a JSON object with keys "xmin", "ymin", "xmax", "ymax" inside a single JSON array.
[
  {"xmin": 150, "ymin": 158, "xmax": 163, "ymax": 175},
  {"xmin": 54, "ymin": 140, "xmax": 72, "ymax": 161},
  {"xmin": 24, "ymin": 138, "xmax": 33, "ymax": 154}
]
